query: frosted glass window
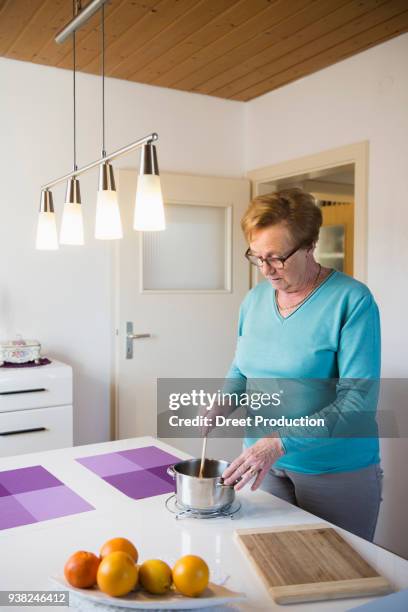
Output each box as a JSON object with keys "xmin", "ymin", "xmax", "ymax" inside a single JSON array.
[{"xmin": 142, "ymin": 203, "xmax": 229, "ymax": 291}]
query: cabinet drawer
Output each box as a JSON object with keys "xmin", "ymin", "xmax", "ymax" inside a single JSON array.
[
  {"xmin": 0, "ymin": 405, "xmax": 73, "ymax": 457},
  {"xmin": 0, "ymin": 368, "xmax": 72, "ymax": 413}
]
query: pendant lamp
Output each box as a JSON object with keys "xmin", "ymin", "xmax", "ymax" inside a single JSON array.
[
  {"xmin": 60, "ymin": 21, "xmax": 84, "ymax": 245},
  {"xmin": 36, "ymin": 190, "xmax": 58, "ymax": 250},
  {"xmin": 38, "ymin": 0, "xmax": 164, "ymax": 246},
  {"xmin": 60, "ymin": 178, "xmax": 84, "ymax": 245},
  {"xmin": 134, "ymin": 142, "xmax": 166, "ymax": 231},
  {"xmin": 95, "ymin": 160, "xmax": 122, "ymax": 239},
  {"xmin": 95, "ymin": 3, "xmax": 122, "ymax": 240}
]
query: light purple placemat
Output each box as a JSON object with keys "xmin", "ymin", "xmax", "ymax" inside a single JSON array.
[
  {"xmin": 76, "ymin": 446, "xmax": 180, "ymax": 500},
  {"xmin": 0, "ymin": 465, "xmax": 94, "ymax": 530}
]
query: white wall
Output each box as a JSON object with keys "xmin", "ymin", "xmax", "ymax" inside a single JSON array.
[
  {"xmin": 0, "ymin": 58, "xmax": 245, "ymax": 445},
  {"xmin": 244, "ymin": 33, "xmax": 408, "ymax": 558}
]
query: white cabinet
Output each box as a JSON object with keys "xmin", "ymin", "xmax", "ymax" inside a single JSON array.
[{"xmin": 0, "ymin": 360, "xmax": 73, "ymax": 457}]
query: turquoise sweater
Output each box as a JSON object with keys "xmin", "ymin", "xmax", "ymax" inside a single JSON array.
[{"xmin": 226, "ymin": 271, "xmax": 381, "ymax": 474}]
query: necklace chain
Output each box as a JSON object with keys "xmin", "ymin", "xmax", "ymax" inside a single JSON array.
[{"xmin": 276, "ymin": 264, "xmax": 322, "ymax": 312}]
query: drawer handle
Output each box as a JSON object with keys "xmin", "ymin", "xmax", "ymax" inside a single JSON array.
[
  {"xmin": 0, "ymin": 388, "xmax": 47, "ymax": 396},
  {"xmin": 0, "ymin": 427, "xmax": 47, "ymax": 436}
]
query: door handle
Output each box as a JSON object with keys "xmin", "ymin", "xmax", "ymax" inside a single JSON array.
[
  {"xmin": 126, "ymin": 322, "xmax": 151, "ymax": 359},
  {"xmin": 127, "ymin": 333, "xmax": 151, "ymax": 340}
]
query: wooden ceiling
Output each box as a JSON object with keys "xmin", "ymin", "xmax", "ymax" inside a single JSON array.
[{"xmin": 1, "ymin": 0, "xmax": 407, "ymax": 101}]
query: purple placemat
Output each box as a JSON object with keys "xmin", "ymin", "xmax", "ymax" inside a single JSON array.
[
  {"xmin": 0, "ymin": 465, "xmax": 94, "ymax": 530},
  {"xmin": 76, "ymin": 445, "xmax": 180, "ymax": 500},
  {"xmin": 0, "ymin": 358, "xmax": 51, "ymax": 368}
]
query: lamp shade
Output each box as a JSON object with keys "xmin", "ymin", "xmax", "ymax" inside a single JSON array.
[
  {"xmin": 36, "ymin": 190, "xmax": 58, "ymax": 250},
  {"xmin": 95, "ymin": 162, "xmax": 122, "ymax": 240},
  {"xmin": 60, "ymin": 178, "xmax": 84, "ymax": 245},
  {"xmin": 133, "ymin": 174, "xmax": 165, "ymax": 231},
  {"xmin": 133, "ymin": 143, "xmax": 165, "ymax": 231}
]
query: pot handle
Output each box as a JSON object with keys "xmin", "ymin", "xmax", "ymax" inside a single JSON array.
[
  {"xmin": 216, "ymin": 476, "xmax": 241, "ymax": 489},
  {"xmin": 167, "ymin": 465, "xmax": 176, "ymax": 479}
]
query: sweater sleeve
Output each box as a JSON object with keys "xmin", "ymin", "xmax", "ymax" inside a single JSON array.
[{"xmin": 278, "ymin": 292, "xmax": 381, "ymax": 453}]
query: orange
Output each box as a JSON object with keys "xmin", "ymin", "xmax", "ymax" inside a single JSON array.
[
  {"xmin": 139, "ymin": 559, "xmax": 172, "ymax": 595},
  {"xmin": 100, "ymin": 537, "xmax": 138, "ymax": 563},
  {"xmin": 97, "ymin": 551, "xmax": 138, "ymax": 597},
  {"xmin": 64, "ymin": 550, "xmax": 100, "ymax": 589},
  {"xmin": 172, "ymin": 555, "xmax": 209, "ymax": 597}
]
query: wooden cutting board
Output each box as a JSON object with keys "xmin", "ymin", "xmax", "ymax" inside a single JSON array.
[{"xmin": 235, "ymin": 523, "xmax": 393, "ymax": 605}]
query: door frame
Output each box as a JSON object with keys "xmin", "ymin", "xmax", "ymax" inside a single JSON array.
[{"xmin": 246, "ymin": 141, "xmax": 369, "ymax": 283}]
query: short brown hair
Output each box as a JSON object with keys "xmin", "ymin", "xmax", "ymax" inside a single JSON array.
[{"xmin": 241, "ymin": 188, "xmax": 322, "ymax": 247}]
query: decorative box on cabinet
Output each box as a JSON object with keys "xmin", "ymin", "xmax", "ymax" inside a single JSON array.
[{"xmin": 0, "ymin": 360, "xmax": 73, "ymax": 457}]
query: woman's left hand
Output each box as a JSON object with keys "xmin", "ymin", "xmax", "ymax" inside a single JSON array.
[{"xmin": 222, "ymin": 436, "xmax": 285, "ymax": 491}]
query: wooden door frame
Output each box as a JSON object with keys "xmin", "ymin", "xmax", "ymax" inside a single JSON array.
[{"xmin": 246, "ymin": 141, "xmax": 369, "ymax": 284}]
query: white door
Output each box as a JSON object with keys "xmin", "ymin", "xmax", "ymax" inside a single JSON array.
[{"xmin": 114, "ymin": 170, "xmax": 250, "ymax": 457}]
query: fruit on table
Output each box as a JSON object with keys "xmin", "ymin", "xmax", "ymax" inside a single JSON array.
[
  {"xmin": 139, "ymin": 559, "xmax": 172, "ymax": 595},
  {"xmin": 172, "ymin": 555, "xmax": 209, "ymax": 597},
  {"xmin": 100, "ymin": 537, "xmax": 138, "ymax": 563},
  {"xmin": 97, "ymin": 551, "xmax": 138, "ymax": 597},
  {"xmin": 64, "ymin": 538, "xmax": 210, "ymax": 600},
  {"xmin": 64, "ymin": 551, "xmax": 100, "ymax": 588}
]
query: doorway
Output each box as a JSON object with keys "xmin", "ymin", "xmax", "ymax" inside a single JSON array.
[
  {"xmin": 247, "ymin": 142, "xmax": 368, "ymax": 284},
  {"xmin": 259, "ymin": 165, "xmax": 355, "ymax": 277}
]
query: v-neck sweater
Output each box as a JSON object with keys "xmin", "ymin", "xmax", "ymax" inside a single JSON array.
[{"xmin": 226, "ymin": 271, "xmax": 381, "ymax": 474}]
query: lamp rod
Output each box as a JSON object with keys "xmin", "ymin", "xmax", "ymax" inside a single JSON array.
[
  {"xmin": 41, "ymin": 132, "xmax": 158, "ymax": 190},
  {"xmin": 55, "ymin": 0, "xmax": 109, "ymax": 45}
]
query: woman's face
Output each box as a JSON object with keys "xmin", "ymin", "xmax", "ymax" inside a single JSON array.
[{"xmin": 249, "ymin": 223, "xmax": 312, "ymax": 292}]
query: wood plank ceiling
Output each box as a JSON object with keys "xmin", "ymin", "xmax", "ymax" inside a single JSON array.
[{"xmin": 1, "ymin": 0, "xmax": 407, "ymax": 101}]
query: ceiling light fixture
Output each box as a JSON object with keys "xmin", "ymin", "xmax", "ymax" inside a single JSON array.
[
  {"xmin": 60, "ymin": 3, "xmax": 84, "ymax": 246},
  {"xmin": 61, "ymin": 178, "xmax": 84, "ymax": 245},
  {"xmin": 134, "ymin": 142, "xmax": 165, "ymax": 231},
  {"xmin": 95, "ymin": 2, "xmax": 122, "ymax": 240},
  {"xmin": 36, "ymin": 189, "xmax": 58, "ymax": 250},
  {"xmin": 38, "ymin": 0, "xmax": 165, "ymax": 249}
]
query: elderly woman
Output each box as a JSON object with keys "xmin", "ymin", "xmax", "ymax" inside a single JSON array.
[{"xmin": 219, "ymin": 188, "xmax": 382, "ymax": 541}]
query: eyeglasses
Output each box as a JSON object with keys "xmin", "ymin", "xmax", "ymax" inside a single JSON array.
[{"xmin": 245, "ymin": 243, "xmax": 302, "ymax": 269}]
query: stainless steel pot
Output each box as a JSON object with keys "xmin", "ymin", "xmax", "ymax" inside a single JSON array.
[{"xmin": 167, "ymin": 458, "xmax": 235, "ymax": 512}]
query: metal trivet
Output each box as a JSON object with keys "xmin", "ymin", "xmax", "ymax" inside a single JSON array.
[{"xmin": 165, "ymin": 494, "xmax": 241, "ymax": 520}]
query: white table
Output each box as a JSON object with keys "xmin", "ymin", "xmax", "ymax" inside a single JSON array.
[{"xmin": 1, "ymin": 436, "xmax": 407, "ymax": 612}]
